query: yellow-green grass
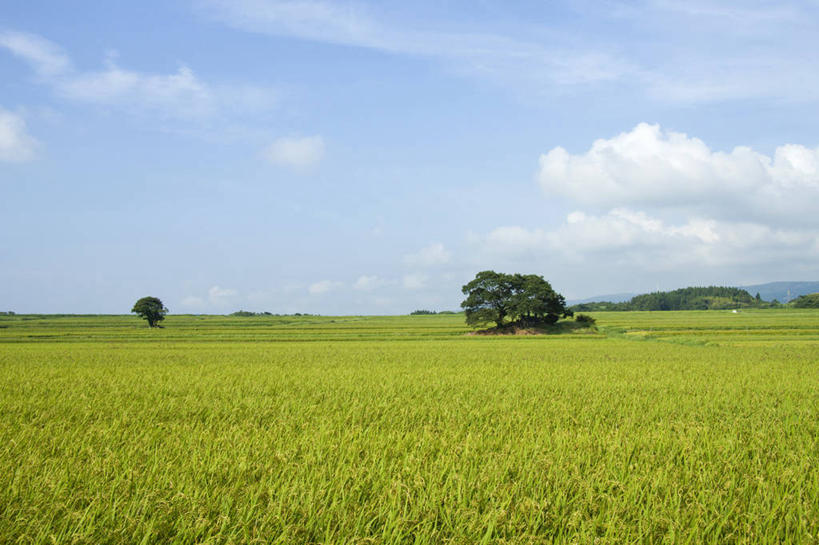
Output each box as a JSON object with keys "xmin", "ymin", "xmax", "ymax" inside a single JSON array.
[{"xmin": 1, "ymin": 311, "xmax": 818, "ymax": 544}]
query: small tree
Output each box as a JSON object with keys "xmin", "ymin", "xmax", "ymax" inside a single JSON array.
[
  {"xmin": 131, "ymin": 296, "xmax": 168, "ymax": 327},
  {"xmin": 575, "ymin": 313, "xmax": 596, "ymax": 325}
]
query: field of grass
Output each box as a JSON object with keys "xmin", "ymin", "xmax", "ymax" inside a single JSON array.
[{"xmin": 1, "ymin": 310, "xmax": 818, "ymax": 544}]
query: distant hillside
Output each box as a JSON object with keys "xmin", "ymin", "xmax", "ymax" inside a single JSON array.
[
  {"xmin": 740, "ymin": 281, "xmax": 819, "ymax": 303},
  {"xmin": 570, "ymin": 286, "xmax": 774, "ymax": 312}
]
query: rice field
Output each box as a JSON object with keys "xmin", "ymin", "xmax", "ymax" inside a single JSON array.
[{"xmin": 1, "ymin": 310, "xmax": 818, "ymax": 544}]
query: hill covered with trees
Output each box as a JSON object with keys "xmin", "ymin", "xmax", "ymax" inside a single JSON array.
[
  {"xmin": 570, "ymin": 286, "xmax": 778, "ymax": 312},
  {"xmin": 791, "ymin": 293, "xmax": 819, "ymax": 308}
]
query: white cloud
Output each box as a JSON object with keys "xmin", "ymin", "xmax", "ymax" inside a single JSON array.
[
  {"xmin": 469, "ymin": 122, "xmax": 819, "ymax": 294},
  {"xmin": 308, "ymin": 279, "xmax": 341, "ymax": 295},
  {"xmin": 198, "ymin": 0, "xmax": 632, "ymax": 89},
  {"xmin": 59, "ymin": 63, "xmax": 216, "ymax": 119},
  {"xmin": 538, "ymin": 123, "xmax": 819, "ymax": 223},
  {"xmin": 0, "ymin": 30, "xmax": 71, "ymax": 77},
  {"xmin": 263, "ymin": 135, "xmax": 325, "ymax": 168},
  {"xmin": 353, "ymin": 275, "xmax": 383, "ymax": 291},
  {"xmin": 0, "ymin": 108, "xmax": 38, "ymax": 162},
  {"xmin": 0, "ymin": 31, "xmax": 276, "ymax": 121},
  {"xmin": 403, "ymin": 242, "xmax": 451, "ymax": 267},
  {"xmin": 478, "ymin": 209, "xmax": 819, "ymax": 271},
  {"xmin": 197, "ymin": 0, "xmax": 819, "ymax": 104},
  {"xmin": 208, "ymin": 285, "xmax": 239, "ymax": 302},
  {"xmin": 402, "ymin": 273, "xmax": 428, "ymax": 290}
]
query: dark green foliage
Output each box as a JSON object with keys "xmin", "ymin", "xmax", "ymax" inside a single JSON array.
[
  {"xmin": 570, "ymin": 301, "xmax": 622, "ymax": 312},
  {"xmin": 570, "ymin": 286, "xmax": 778, "ymax": 312},
  {"xmin": 461, "ymin": 271, "xmax": 513, "ymax": 328},
  {"xmin": 410, "ymin": 310, "xmax": 436, "ymax": 315},
  {"xmin": 791, "ymin": 293, "xmax": 819, "ymax": 308},
  {"xmin": 461, "ymin": 271, "xmax": 569, "ymax": 328},
  {"xmin": 629, "ymin": 287, "xmax": 754, "ymax": 310},
  {"xmin": 575, "ymin": 313, "xmax": 596, "ymax": 325},
  {"xmin": 229, "ymin": 310, "xmax": 274, "ymax": 317},
  {"xmin": 131, "ymin": 297, "xmax": 168, "ymax": 327}
]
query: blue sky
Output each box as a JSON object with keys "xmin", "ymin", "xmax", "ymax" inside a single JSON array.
[{"xmin": 2, "ymin": 0, "xmax": 819, "ymax": 314}]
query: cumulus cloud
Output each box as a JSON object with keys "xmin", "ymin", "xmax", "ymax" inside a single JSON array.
[
  {"xmin": 479, "ymin": 209, "xmax": 819, "ymax": 271},
  {"xmin": 467, "ymin": 123, "xmax": 819, "ymax": 292},
  {"xmin": 263, "ymin": 136, "xmax": 325, "ymax": 168},
  {"xmin": 0, "ymin": 108, "xmax": 38, "ymax": 162},
  {"xmin": 538, "ymin": 123, "xmax": 819, "ymax": 224},
  {"xmin": 403, "ymin": 243, "xmax": 451, "ymax": 267},
  {"xmin": 353, "ymin": 275, "xmax": 383, "ymax": 291},
  {"xmin": 308, "ymin": 279, "xmax": 341, "ymax": 295},
  {"xmin": 0, "ymin": 31, "xmax": 275, "ymax": 121}
]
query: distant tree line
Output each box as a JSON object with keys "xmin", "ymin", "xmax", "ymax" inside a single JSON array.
[
  {"xmin": 229, "ymin": 310, "xmax": 319, "ymax": 317},
  {"xmin": 0, "ymin": 311, "xmax": 15, "ymax": 316},
  {"xmin": 410, "ymin": 310, "xmax": 458, "ymax": 315},
  {"xmin": 570, "ymin": 286, "xmax": 784, "ymax": 312}
]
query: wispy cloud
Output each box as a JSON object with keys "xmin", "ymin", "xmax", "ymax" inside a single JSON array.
[
  {"xmin": 403, "ymin": 243, "xmax": 451, "ymax": 267},
  {"xmin": 596, "ymin": 0, "xmax": 819, "ymax": 102},
  {"xmin": 197, "ymin": 0, "xmax": 633, "ymax": 89},
  {"xmin": 0, "ymin": 107, "xmax": 38, "ymax": 162},
  {"xmin": 0, "ymin": 30, "xmax": 71, "ymax": 77},
  {"xmin": 401, "ymin": 273, "xmax": 428, "ymax": 290},
  {"xmin": 353, "ymin": 275, "xmax": 384, "ymax": 291},
  {"xmin": 308, "ymin": 280, "xmax": 341, "ymax": 295},
  {"xmin": 197, "ymin": 0, "xmax": 819, "ymax": 104},
  {"xmin": 0, "ymin": 30, "xmax": 277, "ymax": 121},
  {"xmin": 208, "ymin": 285, "xmax": 239, "ymax": 304},
  {"xmin": 262, "ymin": 135, "xmax": 325, "ymax": 169}
]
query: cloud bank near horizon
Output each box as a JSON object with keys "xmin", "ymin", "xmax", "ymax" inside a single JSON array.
[{"xmin": 464, "ymin": 123, "xmax": 819, "ymax": 297}]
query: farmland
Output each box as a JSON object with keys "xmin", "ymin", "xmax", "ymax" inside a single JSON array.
[{"xmin": 1, "ymin": 310, "xmax": 818, "ymax": 544}]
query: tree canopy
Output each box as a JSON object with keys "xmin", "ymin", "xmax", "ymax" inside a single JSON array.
[
  {"xmin": 461, "ymin": 271, "xmax": 569, "ymax": 328},
  {"xmin": 570, "ymin": 286, "xmax": 777, "ymax": 312},
  {"xmin": 131, "ymin": 297, "xmax": 168, "ymax": 327},
  {"xmin": 791, "ymin": 293, "xmax": 819, "ymax": 308}
]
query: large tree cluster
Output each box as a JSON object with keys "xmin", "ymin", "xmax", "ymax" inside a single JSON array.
[
  {"xmin": 792, "ymin": 293, "xmax": 819, "ymax": 308},
  {"xmin": 461, "ymin": 271, "xmax": 570, "ymax": 329}
]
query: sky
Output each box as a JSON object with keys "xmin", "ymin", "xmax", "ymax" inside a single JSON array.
[{"xmin": 1, "ymin": 0, "xmax": 819, "ymax": 314}]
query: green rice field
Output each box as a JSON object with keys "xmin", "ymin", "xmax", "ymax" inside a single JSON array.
[{"xmin": 1, "ymin": 310, "xmax": 818, "ymax": 543}]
